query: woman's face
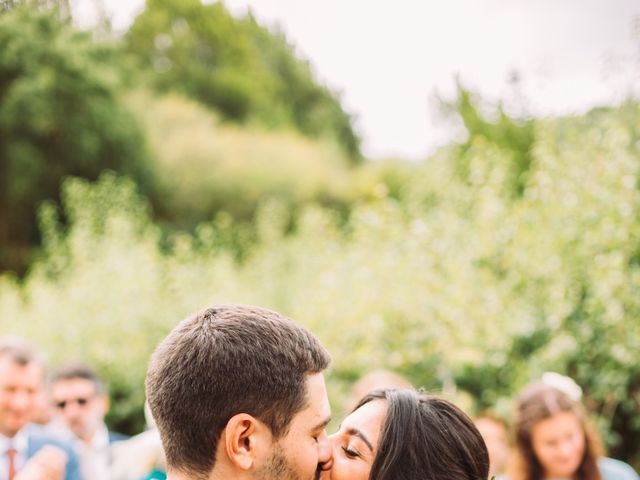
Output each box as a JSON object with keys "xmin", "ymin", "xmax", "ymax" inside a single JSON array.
[
  {"xmin": 530, "ymin": 411, "xmax": 586, "ymax": 478},
  {"xmin": 475, "ymin": 417, "xmax": 509, "ymax": 476},
  {"xmin": 320, "ymin": 399, "xmax": 387, "ymax": 480}
]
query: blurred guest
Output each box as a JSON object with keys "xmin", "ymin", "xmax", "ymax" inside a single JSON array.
[
  {"xmin": 348, "ymin": 369, "xmax": 413, "ymax": 411},
  {"xmin": 505, "ymin": 373, "xmax": 639, "ymax": 480},
  {"xmin": 30, "ymin": 390, "xmax": 53, "ymax": 427},
  {"xmin": 474, "ymin": 412, "xmax": 510, "ymax": 477},
  {"xmin": 111, "ymin": 402, "xmax": 166, "ymax": 480},
  {"xmin": 50, "ymin": 364, "xmax": 127, "ymax": 480},
  {"xmin": 15, "ymin": 445, "xmax": 68, "ymax": 480},
  {"xmin": 111, "ymin": 429, "xmax": 165, "ymax": 480},
  {"xmin": 0, "ymin": 338, "xmax": 81, "ymax": 480},
  {"xmin": 29, "ymin": 379, "xmax": 76, "ymax": 445}
]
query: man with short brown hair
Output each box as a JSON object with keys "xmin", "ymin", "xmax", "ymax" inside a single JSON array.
[{"xmin": 146, "ymin": 304, "xmax": 333, "ymax": 480}]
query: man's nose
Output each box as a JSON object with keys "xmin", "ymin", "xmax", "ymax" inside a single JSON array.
[
  {"xmin": 63, "ymin": 402, "xmax": 83, "ymax": 418},
  {"xmin": 9, "ymin": 390, "xmax": 32, "ymax": 411}
]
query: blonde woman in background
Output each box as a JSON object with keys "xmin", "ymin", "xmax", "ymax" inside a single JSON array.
[{"xmin": 503, "ymin": 374, "xmax": 638, "ymax": 480}]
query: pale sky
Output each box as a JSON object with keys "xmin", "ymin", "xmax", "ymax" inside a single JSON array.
[{"xmin": 80, "ymin": 0, "xmax": 640, "ymax": 160}]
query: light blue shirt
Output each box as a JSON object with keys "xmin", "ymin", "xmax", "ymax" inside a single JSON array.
[
  {"xmin": 599, "ymin": 457, "xmax": 639, "ymax": 480},
  {"xmin": 0, "ymin": 427, "xmax": 30, "ymax": 473},
  {"xmin": 496, "ymin": 457, "xmax": 639, "ymax": 480}
]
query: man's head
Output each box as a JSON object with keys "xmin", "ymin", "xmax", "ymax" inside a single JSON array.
[
  {"xmin": 146, "ymin": 304, "xmax": 332, "ymax": 480},
  {"xmin": 0, "ymin": 338, "xmax": 45, "ymax": 438},
  {"xmin": 50, "ymin": 364, "xmax": 109, "ymax": 443}
]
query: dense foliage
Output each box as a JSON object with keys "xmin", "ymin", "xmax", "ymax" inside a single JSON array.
[
  {"xmin": 2, "ymin": 100, "xmax": 640, "ymax": 467},
  {"xmin": 125, "ymin": 92, "xmax": 353, "ymax": 232},
  {"xmin": 125, "ymin": 0, "xmax": 361, "ymax": 160},
  {"xmin": 0, "ymin": 3, "xmax": 360, "ymax": 273},
  {"xmin": 0, "ymin": 7, "xmax": 151, "ymax": 272}
]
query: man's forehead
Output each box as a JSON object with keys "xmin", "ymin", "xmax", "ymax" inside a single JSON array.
[
  {"xmin": 303, "ymin": 372, "xmax": 331, "ymax": 419},
  {"xmin": 0, "ymin": 353, "xmax": 40, "ymax": 370},
  {"xmin": 0, "ymin": 356, "xmax": 44, "ymax": 383},
  {"xmin": 52, "ymin": 377, "xmax": 101, "ymax": 396},
  {"xmin": 53, "ymin": 377, "xmax": 95, "ymax": 388}
]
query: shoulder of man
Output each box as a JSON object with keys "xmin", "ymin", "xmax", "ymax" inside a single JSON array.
[
  {"xmin": 26, "ymin": 426, "xmax": 83, "ymax": 480},
  {"xmin": 599, "ymin": 457, "xmax": 639, "ymax": 480}
]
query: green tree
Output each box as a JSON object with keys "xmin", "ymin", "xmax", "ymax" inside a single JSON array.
[
  {"xmin": 0, "ymin": 7, "xmax": 152, "ymax": 272},
  {"xmin": 125, "ymin": 0, "xmax": 361, "ymax": 161},
  {"xmin": 442, "ymin": 80, "xmax": 536, "ymax": 197}
]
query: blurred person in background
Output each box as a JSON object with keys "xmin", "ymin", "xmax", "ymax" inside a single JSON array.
[
  {"xmin": 29, "ymin": 390, "xmax": 53, "ymax": 427},
  {"xmin": 474, "ymin": 412, "xmax": 510, "ymax": 478},
  {"xmin": 347, "ymin": 369, "xmax": 412, "ymax": 412},
  {"xmin": 50, "ymin": 364, "xmax": 128, "ymax": 480},
  {"xmin": 504, "ymin": 373, "xmax": 639, "ymax": 480},
  {"xmin": 0, "ymin": 338, "xmax": 81, "ymax": 480},
  {"xmin": 14, "ymin": 445, "xmax": 68, "ymax": 480},
  {"xmin": 111, "ymin": 402, "xmax": 166, "ymax": 480}
]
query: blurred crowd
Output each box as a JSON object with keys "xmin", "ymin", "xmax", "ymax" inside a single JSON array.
[
  {"xmin": 0, "ymin": 336, "xmax": 637, "ymax": 480},
  {"xmin": 0, "ymin": 338, "xmax": 164, "ymax": 480}
]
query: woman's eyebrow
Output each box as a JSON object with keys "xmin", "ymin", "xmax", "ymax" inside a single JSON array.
[{"xmin": 346, "ymin": 427, "xmax": 373, "ymax": 451}]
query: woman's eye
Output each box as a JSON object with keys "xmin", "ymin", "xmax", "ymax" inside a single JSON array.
[{"xmin": 342, "ymin": 446, "xmax": 360, "ymax": 459}]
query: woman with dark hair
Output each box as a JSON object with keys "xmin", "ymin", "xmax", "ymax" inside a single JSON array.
[
  {"xmin": 506, "ymin": 379, "xmax": 638, "ymax": 480},
  {"xmin": 320, "ymin": 388, "xmax": 490, "ymax": 480}
]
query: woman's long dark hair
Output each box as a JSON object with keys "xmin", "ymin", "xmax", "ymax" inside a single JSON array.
[
  {"xmin": 355, "ymin": 389, "xmax": 489, "ymax": 480},
  {"xmin": 509, "ymin": 382, "xmax": 602, "ymax": 480}
]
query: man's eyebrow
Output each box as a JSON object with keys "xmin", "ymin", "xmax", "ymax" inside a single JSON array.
[
  {"xmin": 312, "ymin": 416, "xmax": 332, "ymax": 432},
  {"xmin": 346, "ymin": 427, "xmax": 373, "ymax": 452}
]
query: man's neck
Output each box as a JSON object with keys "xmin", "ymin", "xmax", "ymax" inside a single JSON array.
[
  {"xmin": 167, "ymin": 471, "xmax": 211, "ymax": 480},
  {"xmin": 0, "ymin": 425, "xmax": 29, "ymax": 454},
  {"xmin": 0, "ymin": 424, "xmax": 25, "ymax": 440},
  {"xmin": 0, "ymin": 429, "xmax": 16, "ymax": 439},
  {"xmin": 209, "ymin": 466, "xmax": 247, "ymax": 480},
  {"xmin": 167, "ymin": 466, "xmax": 242, "ymax": 480}
]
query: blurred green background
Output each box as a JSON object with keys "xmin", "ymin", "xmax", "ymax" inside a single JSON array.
[{"xmin": 1, "ymin": 0, "xmax": 639, "ymax": 467}]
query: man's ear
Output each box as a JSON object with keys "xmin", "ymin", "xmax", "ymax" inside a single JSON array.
[
  {"xmin": 222, "ymin": 413, "xmax": 263, "ymax": 471},
  {"xmin": 100, "ymin": 393, "xmax": 111, "ymax": 414},
  {"xmin": 96, "ymin": 394, "xmax": 109, "ymax": 417}
]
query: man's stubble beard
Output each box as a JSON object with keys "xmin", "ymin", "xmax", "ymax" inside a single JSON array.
[{"xmin": 255, "ymin": 443, "xmax": 318, "ymax": 480}]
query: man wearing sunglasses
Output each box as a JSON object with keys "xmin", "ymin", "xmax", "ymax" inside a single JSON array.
[{"xmin": 50, "ymin": 365, "xmax": 128, "ymax": 480}]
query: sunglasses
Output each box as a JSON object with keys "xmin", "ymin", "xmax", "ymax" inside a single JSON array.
[{"xmin": 55, "ymin": 397, "xmax": 93, "ymax": 410}]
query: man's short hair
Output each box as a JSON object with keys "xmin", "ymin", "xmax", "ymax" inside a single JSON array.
[
  {"xmin": 146, "ymin": 304, "xmax": 331, "ymax": 478},
  {"xmin": 51, "ymin": 364, "xmax": 105, "ymax": 394},
  {"xmin": 0, "ymin": 337, "xmax": 44, "ymax": 368}
]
